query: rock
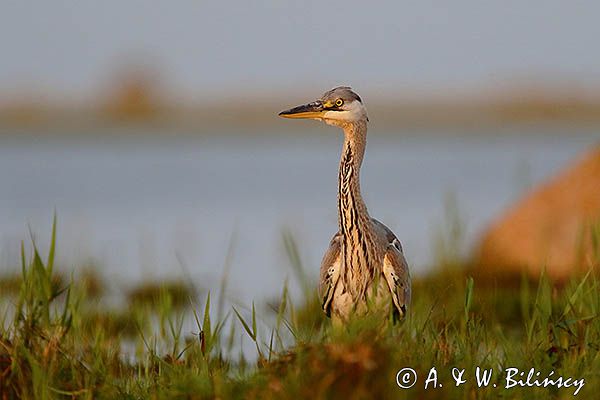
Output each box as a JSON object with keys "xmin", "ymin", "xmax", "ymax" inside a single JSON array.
[{"xmin": 474, "ymin": 146, "xmax": 600, "ymax": 282}]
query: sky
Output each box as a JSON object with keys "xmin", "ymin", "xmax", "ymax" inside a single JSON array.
[{"xmin": 2, "ymin": 1, "xmax": 600, "ymax": 101}]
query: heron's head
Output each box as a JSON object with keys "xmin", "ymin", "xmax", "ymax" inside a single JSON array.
[{"xmin": 278, "ymin": 86, "xmax": 368, "ymax": 127}]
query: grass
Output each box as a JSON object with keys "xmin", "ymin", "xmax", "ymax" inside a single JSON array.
[{"xmin": 0, "ymin": 220, "xmax": 599, "ymax": 399}]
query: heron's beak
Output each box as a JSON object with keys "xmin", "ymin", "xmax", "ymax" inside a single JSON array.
[{"xmin": 278, "ymin": 101, "xmax": 324, "ymax": 119}]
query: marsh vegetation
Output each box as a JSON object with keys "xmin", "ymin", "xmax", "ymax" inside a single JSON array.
[{"xmin": 1, "ymin": 219, "xmax": 599, "ymax": 399}]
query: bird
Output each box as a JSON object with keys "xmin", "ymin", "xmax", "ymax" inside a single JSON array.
[{"xmin": 278, "ymin": 86, "xmax": 411, "ymax": 324}]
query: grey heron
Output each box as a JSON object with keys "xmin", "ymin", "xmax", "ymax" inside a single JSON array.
[{"xmin": 279, "ymin": 86, "xmax": 411, "ymax": 324}]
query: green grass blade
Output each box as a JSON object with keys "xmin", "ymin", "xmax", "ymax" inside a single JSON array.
[
  {"xmin": 47, "ymin": 213, "xmax": 57, "ymax": 276},
  {"xmin": 233, "ymin": 306, "xmax": 256, "ymax": 341},
  {"xmin": 251, "ymin": 301, "xmax": 257, "ymax": 338},
  {"xmin": 203, "ymin": 292, "xmax": 211, "ymax": 331},
  {"xmin": 464, "ymin": 276, "xmax": 474, "ymax": 321},
  {"xmin": 217, "ymin": 230, "xmax": 237, "ymax": 322},
  {"xmin": 561, "ymin": 268, "xmax": 593, "ymax": 318},
  {"xmin": 282, "ymin": 229, "xmax": 310, "ymax": 296}
]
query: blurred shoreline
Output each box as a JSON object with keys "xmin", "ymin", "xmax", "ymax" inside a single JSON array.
[{"xmin": 2, "ymin": 78, "xmax": 600, "ymax": 134}]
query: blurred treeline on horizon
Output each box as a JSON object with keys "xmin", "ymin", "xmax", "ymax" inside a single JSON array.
[{"xmin": 2, "ymin": 65, "xmax": 600, "ymax": 132}]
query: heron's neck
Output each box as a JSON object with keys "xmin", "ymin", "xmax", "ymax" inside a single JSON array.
[
  {"xmin": 338, "ymin": 121, "xmax": 370, "ymax": 229},
  {"xmin": 337, "ymin": 121, "xmax": 377, "ymax": 280}
]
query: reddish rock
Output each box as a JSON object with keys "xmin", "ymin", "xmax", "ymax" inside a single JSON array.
[{"xmin": 474, "ymin": 146, "xmax": 600, "ymax": 282}]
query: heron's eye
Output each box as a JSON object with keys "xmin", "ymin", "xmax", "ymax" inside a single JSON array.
[{"xmin": 335, "ymin": 99, "xmax": 344, "ymax": 107}]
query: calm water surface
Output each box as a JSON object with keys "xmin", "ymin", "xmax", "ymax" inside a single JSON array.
[{"xmin": 0, "ymin": 128, "xmax": 598, "ymax": 302}]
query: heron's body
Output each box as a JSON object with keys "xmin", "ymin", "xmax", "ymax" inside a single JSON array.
[{"xmin": 279, "ymin": 87, "xmax": 411, "ymax": 323}]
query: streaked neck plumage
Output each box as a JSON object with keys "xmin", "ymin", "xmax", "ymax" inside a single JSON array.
[{"xmin": 337, "ymin": 120, "xmax": 379, "ymax": 297}]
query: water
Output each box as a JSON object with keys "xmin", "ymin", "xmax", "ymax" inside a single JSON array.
[{"xmin": 0, "ymin": 128, "xmax": 598, "ymax": 303}]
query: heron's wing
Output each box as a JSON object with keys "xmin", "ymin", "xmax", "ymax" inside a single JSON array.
[
  {"xmin": 372, "ymin": 218, "xmax": 411, "ymax": 320},
  {"xmin": 382, "ymin": 244, "xmax": 411, "ymax": 320},
  {"xmin": 371, "ymin": 218, "xmax": 403, "ymax": 252},
  {"xmin": 319, "ymin": 232, "xmax": 342, "ymax": 318}
]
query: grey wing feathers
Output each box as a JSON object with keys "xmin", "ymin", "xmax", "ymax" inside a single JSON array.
[
  {"xmin": 371, "ymin": 218, "xmax": 402, "ymax": 251},
  {"xmin": 372, "ymin": 218, "xmax": 411, "ymax": 320},
  {"xmin": 319, "ymin": 232, "xmax": 342, "ymax": 317},
  {"xmin": 383, "ymin": 245, "xmax": 411, "ymax": 320}
]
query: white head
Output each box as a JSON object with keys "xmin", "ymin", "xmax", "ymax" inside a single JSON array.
[{"xmin": 279, "ymin": 86, "xmax": 368, "ymax": 127}]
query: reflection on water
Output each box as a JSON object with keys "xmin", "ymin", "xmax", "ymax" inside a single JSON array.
[{"xmin": 0, "ymin": 128, "xmax": 598, "ymax": 302}]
